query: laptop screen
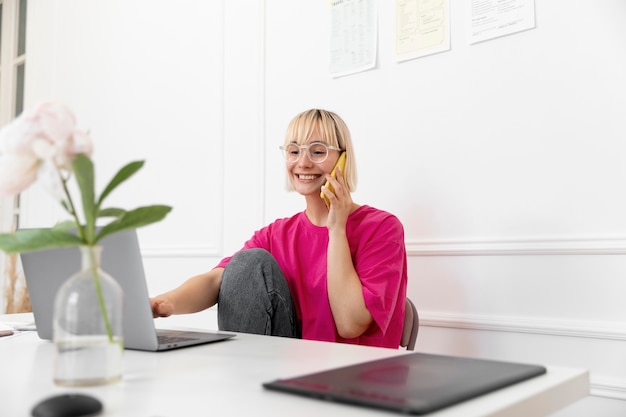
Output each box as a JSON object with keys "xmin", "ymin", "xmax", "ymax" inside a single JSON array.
[
  {"xmin": 21, "ymin": 228, "xmax": 235, "ymax": 351},
  {"xmin": 21, "ymin": 229, "xmax": 156, "ymax": 347}
]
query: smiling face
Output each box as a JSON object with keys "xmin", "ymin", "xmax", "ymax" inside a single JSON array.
[
  {"xmin": 282, "ymin": 109, "xmax": 358, "ymax": 195},
  {"xmin": 286, "ymin": 133, "xmax": 342, "ymax": 197}
]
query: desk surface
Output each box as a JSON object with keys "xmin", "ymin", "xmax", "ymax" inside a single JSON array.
[{"xmin": 1, "ymin": 313, "xmax": 588, "ymax": 417}]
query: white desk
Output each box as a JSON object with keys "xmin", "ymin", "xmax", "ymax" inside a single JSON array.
[{"xmin": 1, "ymin": 314, "xmax": 588, "ymax": 417}]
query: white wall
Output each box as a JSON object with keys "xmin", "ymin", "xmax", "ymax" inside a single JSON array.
[{"xmin": 21, "ymin": 1, "xmax": 626, "ymax": 415}]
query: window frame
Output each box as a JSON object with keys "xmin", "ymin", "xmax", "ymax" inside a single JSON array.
[{"xmin": 0, "ymin": 0, "xmax": 28, "ymax": 314}]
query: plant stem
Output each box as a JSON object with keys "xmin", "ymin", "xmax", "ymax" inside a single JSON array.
[
  {"xmin": 86, "ymin": 246, "xmax": 115, "ymax": 344},
  {"xmin": 61, "ymin": 163, "xmax": 115, "ymax": 345},
  {"xmin": 60, "ymin": 173, "xmax": 89, "ymax": 244}
]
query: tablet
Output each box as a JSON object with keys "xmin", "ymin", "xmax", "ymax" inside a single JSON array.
[{"xmin": 263, "ymin": 352, "xmax": 546, "ymax": 415}]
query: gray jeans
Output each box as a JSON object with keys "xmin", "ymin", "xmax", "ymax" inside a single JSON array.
[{"xmin": 217, "ymin": 248, "xmax": 300, "ymax": 338}]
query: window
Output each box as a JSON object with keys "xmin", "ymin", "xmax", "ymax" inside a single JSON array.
[{"xmin": 0, "ymin": 0, "xmax": 29, "ymax": 313}]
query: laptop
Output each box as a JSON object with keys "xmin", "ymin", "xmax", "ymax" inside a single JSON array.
[
  {"xmin": 21, "ymin": 228, "xmax": 235, "ymax": 351},
  {"xmin": 263, "ymin": 352, "xmax": 547, "ymax": 415}
]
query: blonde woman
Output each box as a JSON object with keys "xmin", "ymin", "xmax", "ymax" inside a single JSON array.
[{"xmin": 151, "ymin": 109, "xmax": 407, "ymax": 348}]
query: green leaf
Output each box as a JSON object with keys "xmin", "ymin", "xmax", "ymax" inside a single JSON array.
[
  {"xmin": 72, "ymin": 154, "xmax": 96, "ymax": 243},
  {"xmin": 0, "ymin": 229, "xmax": 84, "ymax": 253},
  {"xmin": 95, "ymin": 205, "xmax": 172, "ymax": 243},
  {"xmin": 97, "ymin": 207, "xmax": 127, "ymax": 218},
  {"xmin": 98, "ymin": 161, "xmax": 145, "ymax": 206},
  {"xmin": 52, "ymin": 220, "xmax": 79, "ymax": 232}
]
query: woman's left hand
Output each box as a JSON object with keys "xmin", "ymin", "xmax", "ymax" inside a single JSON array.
[{"xmin": 322, "ymin": 165, "xmax": 354, "ymax": 230}]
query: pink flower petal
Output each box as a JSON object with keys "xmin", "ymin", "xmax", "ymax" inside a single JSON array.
[{"xmin": 0, "ymin": 154, "xmax": 38, "ymax": 197}]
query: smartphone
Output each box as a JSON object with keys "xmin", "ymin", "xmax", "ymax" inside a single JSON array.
[{"xmin": 320, "ymin": 151, "xmax": 346, "ymax": 209}]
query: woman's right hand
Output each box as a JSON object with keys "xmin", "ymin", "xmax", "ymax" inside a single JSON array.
[
  {"xmin": 150, "ymin": 297, "xmax": 174, "ymax": 318},
  {"xmin": 149, "ymin": 268, "xmax": 224, "ymax": 318}
]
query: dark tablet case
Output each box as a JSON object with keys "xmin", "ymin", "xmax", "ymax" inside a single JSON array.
[{"xmin": 263, "ymin": 352, "xmax": 546, "ymax": 415}]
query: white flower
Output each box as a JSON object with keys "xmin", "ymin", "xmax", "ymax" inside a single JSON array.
[
  {"xmin": 36, "ymin": 159, "xmax": 66, "ymax": 202},
  {"xmin": 0, "ymin": 101, "xmax": 93, "ymax": 198},
  {"xmin": 0, "ymin": 153, "xmax": 38, "ymax": 197}
]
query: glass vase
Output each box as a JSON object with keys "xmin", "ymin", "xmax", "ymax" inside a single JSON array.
[{"xmin": 53, "ymin": 245, "xmax": 124, "ymax": 386}]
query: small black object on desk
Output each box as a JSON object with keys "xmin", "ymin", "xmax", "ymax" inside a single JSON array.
[{"xmin": 31, "ymin": 393, "xmax": 103, "ymax": 417}]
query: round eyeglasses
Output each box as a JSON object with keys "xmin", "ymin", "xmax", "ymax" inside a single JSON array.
[{"xmin": 279, "ymin": 142, "xmax": 343, "ymax": 164}]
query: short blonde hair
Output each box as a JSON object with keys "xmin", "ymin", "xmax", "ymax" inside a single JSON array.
[{"xmin": 283, "ymin": 109, "xmax": 358, "ymax": 192}]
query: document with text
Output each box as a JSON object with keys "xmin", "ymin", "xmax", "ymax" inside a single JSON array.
[
  {"xmin": 329, "ymin": 0, "xmax": 378, "ymax": 77},
  {"xmin": 395, "ymin": 0, "xmax": 450, "ymax": 62},
  {"xmin": 470, "ymin": 0, "xmax": 535, "ymax": 44}
]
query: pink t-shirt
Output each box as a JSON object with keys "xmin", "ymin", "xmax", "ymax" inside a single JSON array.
[{"xmin": 216, "ymin": 205, "xmax": 408, "ymax": 348}]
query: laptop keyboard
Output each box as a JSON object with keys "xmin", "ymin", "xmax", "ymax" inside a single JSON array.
[{"xmin": 157, "ymin": 335, "xmax": 197, "ymax": 344}]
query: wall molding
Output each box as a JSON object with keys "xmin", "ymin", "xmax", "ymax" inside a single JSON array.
[
  {"xmin": 406, "ymin": 236, "xmax": 626, "ymax": 256},
  {"xmin": 141, "ymin": 235, "xmax": 626, "ymax": 259},
  {"xmin": 591, "ymin": 377, "xmax": 626, "ymax": 401},
  {"xmin": 420, "ymin": 311, "xmax": 626, "ymax": 341}
]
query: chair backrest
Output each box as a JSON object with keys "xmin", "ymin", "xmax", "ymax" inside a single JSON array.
[{"xmin": 400, "ymin": 297, "xmax": 419, "ymax": 350}]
